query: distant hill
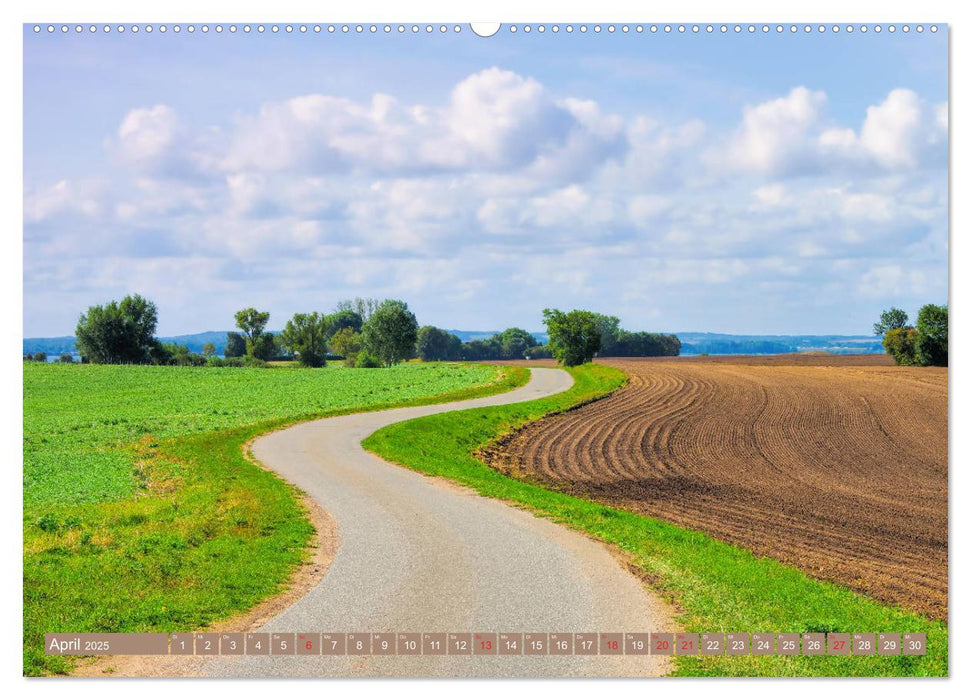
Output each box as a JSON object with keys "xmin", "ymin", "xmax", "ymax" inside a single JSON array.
[
  {"xmin": 674, "ymin": 332, "xmax": 883, "ymax": 356},
  {"xmin": 24, "ymin": 331, "xmax": 243, "ymax": 357},
  {"xmin": 24, "ymin": 329, "xmax": 884, "ymax": 358}
]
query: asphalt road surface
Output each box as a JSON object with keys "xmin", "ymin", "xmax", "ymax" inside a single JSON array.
[{"xmin": 202, "ymin": 368, "xmax": 673, "ymax": 677}]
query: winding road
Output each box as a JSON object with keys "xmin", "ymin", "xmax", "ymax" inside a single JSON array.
[{"xmin": 199, "ymin": 368, "xmax": 673, "ymax": 677}]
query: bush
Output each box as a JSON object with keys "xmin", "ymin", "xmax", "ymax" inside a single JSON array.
[
  {"xmin": 883, "ymin": 327, "xmax": 920, "ymax": 366},
  {"xmin": 31, "ymin": 352, "xmax": 48, "ymax": 362},
  {"xmin": 58, "ymin": 354, "xmax": 74, "ymax": 363},
  {"xmin": 242, "ymin": 355, "xmax": 268, "ymax": 368},
  {"xmin": 354, "ymin": 350, "xmax": 382, "ymax": 368}
]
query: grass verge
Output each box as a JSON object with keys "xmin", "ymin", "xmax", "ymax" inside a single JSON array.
[
  {"xmin": 362, "ymin": 363, "xmax": 947, "ymax": 677},
  {"xmin": 24, "ymin": 363, "xmax": 529, "ymax": 676}
]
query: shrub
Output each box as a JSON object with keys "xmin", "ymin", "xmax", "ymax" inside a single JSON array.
[
  {"xmin": 355, "ymin": 350, "xmax": 382, "ymax": 368},
  {"xmin": 883, "ymin": 327, "xmax": 920, "ymax": 366},
  {"xmin": 58, "ymin": 354, "xmax": 74, "ymax": 363}
]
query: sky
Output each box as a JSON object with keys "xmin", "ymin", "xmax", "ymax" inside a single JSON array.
[{"xmin": 23, "ymin": 24, "xmax": 948, "ymax": 337}]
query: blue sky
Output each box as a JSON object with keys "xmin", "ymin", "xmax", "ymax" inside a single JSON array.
[{"xmin": 23, "ymin": 25, "xmax": 948, "ymax": 336}]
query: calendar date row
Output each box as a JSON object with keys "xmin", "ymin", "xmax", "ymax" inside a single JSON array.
[{"xmin": 45, "ymin": 632, "xmax": 926, "ymax": 657}]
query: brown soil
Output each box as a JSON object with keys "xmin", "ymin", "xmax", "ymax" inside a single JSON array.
[{"xmin": 483, "ymin": 355, "xmax": 948, "ymax": 620}]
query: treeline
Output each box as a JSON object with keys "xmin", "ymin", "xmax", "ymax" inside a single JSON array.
[
  {"xmin": 874, "ymin": 305, "xmax": 948, "ymax": 367},
  {"xmin": 415, "ymin": 327, "xmax": 548, "ymax": 361},
  {"xmin": 68, "ymin": 294, "xmax": 680, "ymax": 368}
]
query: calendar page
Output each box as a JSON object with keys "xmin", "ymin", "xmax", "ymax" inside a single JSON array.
[{"xmin": 21, "ymin": 7, "xmax": 949, "ymax": 684}]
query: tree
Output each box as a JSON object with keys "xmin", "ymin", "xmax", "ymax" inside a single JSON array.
[
  {"xmin": 224, "ymin": 332, "xmax": 246, "ymax": 358},
  {"xmin": 31, "ymin": 352, "xmax": 48, "ymax": 362},
  {"xmin": 361, "ymin": 299, "xmax": 419, "ymax": 366},
  {"xmin": 325, "ymin": 310, "xmax": 364, "ymax": 336},
  {"xmin": 336, "ymin": 297, "xmax": 381, "ymax": 323},
  {"xmin": 234, "ymin": 308, "xmax": 271, "ymax": 357},
  {"xmin": 873, "ymin": 307, "xmax": 909, "ymax": 336},
  {"xmin": 461, "ymin": 338, "xmax": 501, "ymax": 361},
  {"xmin": 330, "ymin": 327, "xmax": 362, "ymax": 359},
  {"xmin": 497, "ymin": 328, "xmax": 537, "ymax": 360},
  {"xmin": 916, "ymin": 304, "xmax": 948, "ymax": 367},
  {"xmin": 58, "ymin": 353, "xmax": 73, "ymax": 363},
  {"xmin": 202, "ymin": 342, "xmax": 217, "ymax": 358},
  {"xmin": 75, "ymin": 294, "xmax": 159, "ymax": 364},
  {"xmin": 883, "ymin": 327, "xmax": 919, "ymax": 366},
  {"xmin": 417, "ymin": 326, "xmax": 463, "ymax": 361},
  {"xmin": 281, "ymin": 312, "xmax": 329, "ymax": 367},
  {"xmin": 250, "ymin": 333, "xmax": 276, "ymax": 362},
  {"xmin": 591, "ymin": 314, "xmax": 622, "ymax": 355},
  {"xmin": 543, "ymin": 308, "xmax": 602, "ymax": 367}
]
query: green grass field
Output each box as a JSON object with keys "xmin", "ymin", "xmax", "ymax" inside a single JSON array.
[
  {"xmin": 23, "ymin": 361, "xmax": 524, "ymax": 676},
  {"xmin": 363, "ymin": 364, "xmax": 948, "ymax": 677}
]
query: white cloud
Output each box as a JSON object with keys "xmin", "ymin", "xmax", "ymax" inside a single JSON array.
[
  {"xmin": 819, "ymin": 89, "xmax": 947, "ymax": 169},
  {"xmin": 222, "ymin": 68, "xmax": 625, "ymax": 180},
  {"xmin": 24, "ymin": 71, "xmax": 948, "ymax": 337},
  {"xmin": 24, "ymin": 180, "xmax": 101, "ymax": 222},
  {"xmin": 716, "ymin": 87, "xmax": 827, "ymax": 175},
  {"xmin": 115, "ymin": 105, "xmax": 181, "ymax": 171}
]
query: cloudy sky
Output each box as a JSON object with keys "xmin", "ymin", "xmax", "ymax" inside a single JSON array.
[{"xmin": 23, "ymin": 25, "xmax": 948, "ymax": 337}]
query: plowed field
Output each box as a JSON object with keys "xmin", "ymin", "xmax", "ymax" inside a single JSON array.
[{"xmin": 483, "ymin": 355, "xmax": 948, "ymax": 620}]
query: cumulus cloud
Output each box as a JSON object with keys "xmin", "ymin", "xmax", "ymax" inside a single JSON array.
[
  {"xmin": 713, "ymin": 87, "xmax": 947, "ymax": 176},
  {"xmin": 24, "ymin": 69, "xmax": 948, "ymax": 337},
  {"xmin": 222, "ymin": 68, "xmax": 625, "ymax": 179},
  {"xmin": 820, "ymin": 89, "xmax": 947, "ymax": 168},
  {"xmin": 717, "ymin": 87, "xmax": 827, "ymax": 175}
]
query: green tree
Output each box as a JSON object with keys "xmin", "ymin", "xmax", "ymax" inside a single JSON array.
[
  {"xmin": 325, "ymin": 310, "xmax": 364, "ymax": 336},
  {"xmin": 58, "ymin": 353, "xmax": 73, "ymax": 363},
  {"xmin": 916, "ymin": 304, "xmax": 948, "ymax": 367},
  {"xmin": 234, "ymin": 308, "xmax": 271, "ymax": 357},
  {"xmin": 361, "ymin": 299, "xmax": 419, "ymax": 366},
  {"xmin": 542, "ymin": 308, "xmax": 602, "ymax": 367},
  {"xmin": 31, "ymin": 352, "xmax": 48, "ymax": 362},
  {"xmin": 873, "ymin": 307, "xmax": 910, "ymax": 336},
  {"xmin": 249, "ymin": 333, "xmax": 276, "ymax": 362},
  {"xmin": 336, "ymin": 297, "xmax": 381, "ymax": 323},
  {"xmin": 329, "ymin": 327, "xmax": 362, "ymax": 359},
  {"xmin": 883, "ymin": 327, "xmax": 920, "ymax": 366},
  {"xmin": 591, "ymin": 314, "xmax": 622, "ymax": 355},
  {"xmin": 417, "ymin": 326, "xmax": 462, "ymax": 361},
  {"xmin": 281, "ymin": 312, "xmax": 329, "ymax": 368},
  {"xmin": 497, "ymin": 328, "xmax": 537, "ymax": 360},
  {"xmin": 202, "ymin": 342, "xmax": 217, "ymax": 358},
  {"xmin": 75, "ymin": 294, "xmax": 159, "ymax": 364},
  {"xmin": 224, "ymin": 332, "xmax": 246, "ymax": 358}
]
